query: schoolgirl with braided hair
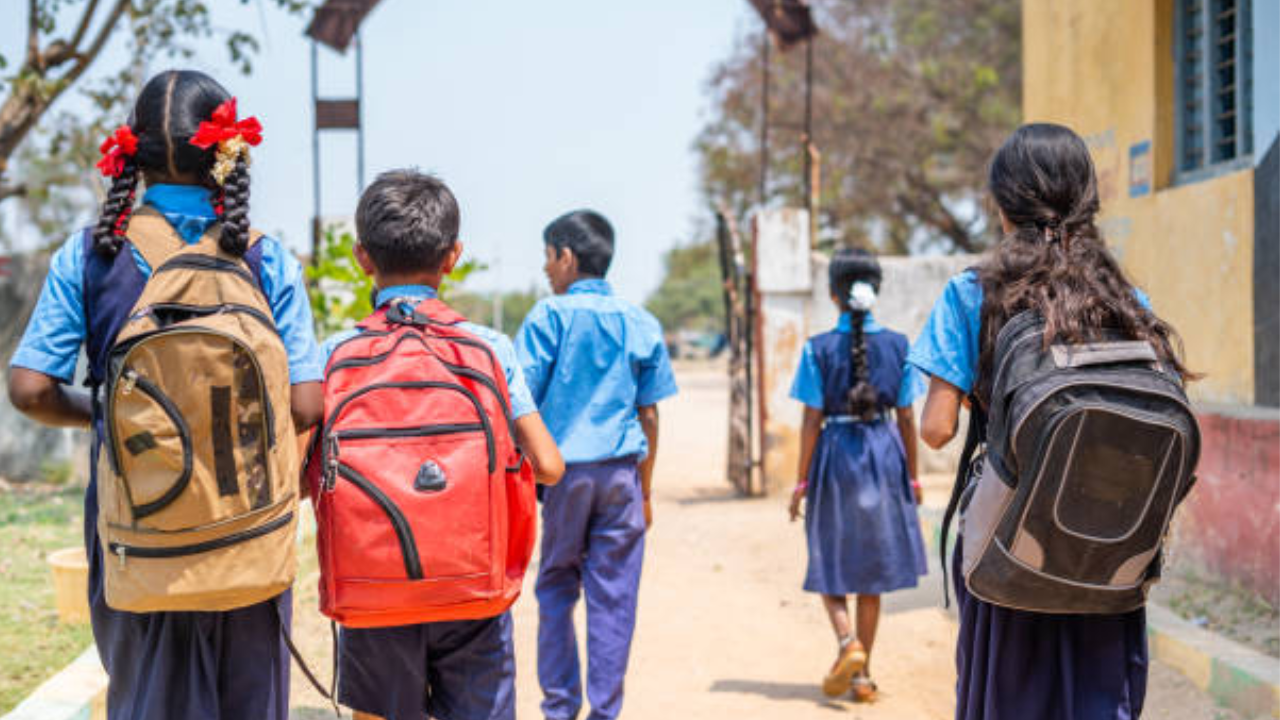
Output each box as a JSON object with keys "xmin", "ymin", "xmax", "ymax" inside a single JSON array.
[
  {"xmin": 8, "ymin": 69, "xmax": 323, "ymax": 719},
  {"xmin": 787, "ymin": 247, "xmax": 928, "ymax": 703}
]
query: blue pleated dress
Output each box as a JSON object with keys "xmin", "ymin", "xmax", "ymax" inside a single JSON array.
[{"xmin": 790, "ymin": 315, "xmax": 928, "ymax": 596}]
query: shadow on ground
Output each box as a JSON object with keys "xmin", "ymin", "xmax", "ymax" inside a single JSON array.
[{"xmin": 708, "ymin": 679, "xmax": 849, "ymax": 712}]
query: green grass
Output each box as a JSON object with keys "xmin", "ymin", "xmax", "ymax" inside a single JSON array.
[
  {"xmin": 1156, "ymin": 567, "xmax": 1280, "ymax": 659},
  {"xmin": 0, "ymin": 483, "xmax": 94, "ymax": 714}
]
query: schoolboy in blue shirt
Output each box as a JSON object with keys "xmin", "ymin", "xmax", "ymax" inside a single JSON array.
[
  {"xmin": 321, "ymin": 170, "xmax": 563, "ymax": 720},
  {"xmin": 516, "ymin": 210, "xmax": 678, "ymax": 720}
]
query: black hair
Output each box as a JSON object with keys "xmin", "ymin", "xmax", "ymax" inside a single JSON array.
[
  {"xmin": 543, "ymin": 210, "xmax": 614, "ymax": 278},
  {"xmin": 829, "ymin": 247, "xmax": 883, "ymax": 420},
  {"xmin": 356, "ymin": 170, "xmax": 460, "ymax": 275},
  {"xmin": 93, "ymin": 70, "xmax": 252, "ymax": 257},
  {"xmin": 977, "ymin": 123, "xmax": 1194, "ymax": 402}
]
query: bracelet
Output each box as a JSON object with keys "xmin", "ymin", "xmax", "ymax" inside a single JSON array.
[
  {"xmin": 910, "ymin": 479, "xmax": 921, "ymax": 490},
  {"xmin": 794, "ymin": 480, "xmax": 809, "ymax": 494}
]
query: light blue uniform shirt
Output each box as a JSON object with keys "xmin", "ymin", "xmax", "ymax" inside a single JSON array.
[
  {"xmin": 789, "ymin": 312, "xmax": 926, "ymax": 410},
  {"xmin": 516, "ymin": 278, "xmax": 678, "ymax": 464},
  {"xmin": 10, "ymin": 184, "xmax": 323, "ymax": 384},
  {"xmin": 321, "ymin": 285, "xmax": 537, "ymax": 420},
  {"xmin": 906, "ymin": 271, "xmax": 1152, "ymax": 392}
]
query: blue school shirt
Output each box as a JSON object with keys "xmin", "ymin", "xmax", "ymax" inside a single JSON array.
[
  {"xmin": 790, "ymin": 313, "xmax": 925, "ymax": 410},
  {"xmin": 320, "ymin": 285, "xmax": 536, "ymax": 420},
  {"xmin": 906, "ymin": 271, "xmax": 1151, "ymax": 392},
  {"xmin": 516, "ymin": 278, "xmax": 678, "ymax": 464},
  {"xmin": 10, "ymin": 184, "xmax": 323, "ymax": 384}
]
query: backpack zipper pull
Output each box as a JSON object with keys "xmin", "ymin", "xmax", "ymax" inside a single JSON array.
[
  {"xmin": 121, "ymin": 369, "xmax": 138, "ymax": 396},
  {"xmin": 116, "ymin": 545, "xmax": 127, "ymax": 568},
  {"xmin": 324, "ymin": 435, "xmax": 340, "ymax": 491}
]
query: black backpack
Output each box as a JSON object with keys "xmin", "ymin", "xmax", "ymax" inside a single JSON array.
[{"xmin": 941, "ymin": 310, "xmax": 1200, "ymax": 614}]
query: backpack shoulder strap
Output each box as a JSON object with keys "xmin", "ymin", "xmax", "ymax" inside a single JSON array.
[{"xmin": 415, "ymin": 298, "xmax": 466, "ymax": 326}]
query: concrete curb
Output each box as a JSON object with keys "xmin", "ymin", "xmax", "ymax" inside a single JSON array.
[
  {"xmin": 0, "ymin": 648, "xmax": 106, "ymax": 720},
  {"xmin": 918, "ymin": 508, "xmax": 1280, "ymax": 719}
]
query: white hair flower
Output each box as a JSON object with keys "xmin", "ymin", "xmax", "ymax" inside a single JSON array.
[{"xmin": 849, "ymin": 281, "xmax": 878, "ymax": 312}]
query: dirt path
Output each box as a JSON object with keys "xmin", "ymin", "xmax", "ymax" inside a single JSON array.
[{"xmin": 290, "ymin": 364, "xmax": 1240, "ymax": 719}]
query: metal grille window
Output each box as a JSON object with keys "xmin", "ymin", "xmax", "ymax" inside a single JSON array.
[{"xmin": 1176, "ymin": 0, "xmax": 1253, "ymax": 177}]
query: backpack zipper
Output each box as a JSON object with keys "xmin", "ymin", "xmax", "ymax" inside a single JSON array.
[
  {"xmin": 130, "ymin": 302, "xmax": 277, "ymax": 335},
  {"xmin": 109, "ymin": 370, "xmax": 195, "ymax": 520},
  {"xmin": 335, "ymin": 463, "xmax": 424, "ymax": 579},
  {"xmin": 324, "ymin": 381, "xmax": 496, "ymax": 474},
  {"xmin": 152, "ymin": 254, "xmax": 257, "ymax": 285},
  {"xmin": 336, "ymin": 423, "xmax": 485, "ymax": 440},
  {"xmin": 109, "ymin": 510, "xmax": 293, "ymax": 567}
]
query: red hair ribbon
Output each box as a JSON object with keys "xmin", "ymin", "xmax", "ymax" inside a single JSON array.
[
  {"xmin": 96, "ymin": 125, "xmax": 138, "ymax": 178},
  {"xmin": 189, "ymin": 98, "xmax": 263, "ymax": 150}
]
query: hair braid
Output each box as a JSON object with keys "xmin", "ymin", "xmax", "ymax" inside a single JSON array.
[
  {"xmin": 218, "ymin": 155, "xmax": 251, "ymax": 256},
  {"xmin": 92, "ymin": 158, "xmax": 140, "ymax": 257},
  {"xmin": 846, "ymin": 309, "xmax": 878, "ymax": 420}
]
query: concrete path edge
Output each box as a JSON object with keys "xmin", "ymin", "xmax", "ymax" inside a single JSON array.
[{"xmin": 0, "ymin": 648, "xmax": 105, "ymax": 720}]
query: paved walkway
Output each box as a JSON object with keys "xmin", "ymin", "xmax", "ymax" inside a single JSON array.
[{"xmin": 288, "ymin": 365, "xmax": 1240, "ymax": 720}]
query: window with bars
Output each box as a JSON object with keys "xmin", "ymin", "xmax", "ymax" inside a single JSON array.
[{"xmin": 1176, "ymin": 0, "xmax": 1254, "ymax": 178}]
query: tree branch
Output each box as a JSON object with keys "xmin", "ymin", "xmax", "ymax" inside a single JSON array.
[
  {"xmin": 62, "ymin": 0, "xmax": 129, "ymax": 89},
  {"xmin": 0, "ymin": 182, "xmax": 29, "ymax": 202},
  {"xmin": 68, "ymin": 0, "xmax": 102, "ymax": 55},
  {"xmin": 27, "ymin": 0, "xmax": 40, "ymax": 68}
]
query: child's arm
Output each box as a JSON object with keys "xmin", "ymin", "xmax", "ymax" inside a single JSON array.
[
  {"xmin": 920, "ymin": 376, "xmax": 965, "ymax": 449},
  {"xmin": 7, "ymin": 368, "xmax": 92, "ymax": 428},
  {"xmin": 895, "ymin": 405, "xmax": 922, "ymax": 504},
  {"xmin": 514, "ymin": 412, "xmax": 564, "ymax": 485},
  {"xmin": 637, "ymin": 404, "xmax": 659, "ymax": 527},
  {"xmin": 290, "ymin": 381, "xmax": 323, "ymax": 431},
  {"xmin": 789, "ymin": 406, "xmax": 823, "ymax": 522}
]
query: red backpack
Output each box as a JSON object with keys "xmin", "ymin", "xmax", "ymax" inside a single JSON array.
[{"xmin": 306, "ymin": 298, "xmax": 536, "ymax": 627}]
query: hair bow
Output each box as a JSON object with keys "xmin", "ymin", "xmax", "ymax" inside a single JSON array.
[
  {"xmin": 189, "ymin": 98, "xmax": 263, "ymax": 185},
  {"xmin": 96, "ymin": 125, "xmax": 138, "ymax": 178},
  {"xmin": 849, "ymin": 281, "xmax": 878, "ymax": 312}
]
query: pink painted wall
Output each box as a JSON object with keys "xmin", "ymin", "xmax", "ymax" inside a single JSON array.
[{"xmin": 1172, "ymin": 408, "xmax": 1280, "ymax": 605}]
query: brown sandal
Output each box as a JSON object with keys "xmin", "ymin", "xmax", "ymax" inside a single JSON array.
[
  {"xmin": 821, "ymin": 640, "xmax": 867, "ymax": 697},
  {"xmin": 851, "ymin": 674, "xmax": 878, "ymax": 703}
]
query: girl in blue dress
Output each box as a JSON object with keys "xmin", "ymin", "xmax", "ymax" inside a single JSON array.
[
  {"xmin": 788, "ymin": 248, "xmax": 928, "ymax": 703},
  {"xmin": 8, "ymin": 70, "xmax": 323, "ymax": 719},
  {"xmin": 908, "ymin": 123, "xmax": 1195, "ymax": 720}
]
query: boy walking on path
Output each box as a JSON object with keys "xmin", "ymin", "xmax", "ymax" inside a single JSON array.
[
  {"xmin": 517, "ymin": 210, "xmax": 679, "ymax": 720},
  {"xmin": 319, "ymin": 170, "xmax": 563, "ymax": 720}
]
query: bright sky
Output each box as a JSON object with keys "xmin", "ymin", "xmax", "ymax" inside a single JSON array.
[{"xmin": 4, "ymin": 1, "xmax": 758, "ymax": 304}]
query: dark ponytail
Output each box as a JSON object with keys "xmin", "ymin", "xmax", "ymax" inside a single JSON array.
[
  {"xmin": 92, "ymin": 70, "xmax": 252, "ymax": 257},
  {"xmin": 829, "ymin": 248, "xmax": 883, "ymax": 421},
  {"xmin": 92, "ymin": 157, "xmax": 140, "ymax": 257},
  {"xmin": 978, "ymin": 123, "xmax": 1195, "ymax": 402}
]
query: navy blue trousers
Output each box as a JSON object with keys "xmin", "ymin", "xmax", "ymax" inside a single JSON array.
[
  {"xmin": 85, "ymin": 480, "xmax": 291, "ymax": 720},
  {"xmin": 953, "ymin": 547, "xmax": 1148, "ymax": 720},
  {"xmin": 536, "ymin": 458, "xmax": 646, "ymax": 720}
]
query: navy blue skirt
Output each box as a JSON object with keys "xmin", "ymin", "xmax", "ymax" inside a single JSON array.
[
  {"xmin": 803, "ymin": 419, "xmax": 927, "ymax": 595},
  {"xmin": 85, "ymin": 443, "xmax": 292, "ymax": 720},
  {"xmin": 953, "ymin": 547, "xmax": 1148, "ymax": 720}
]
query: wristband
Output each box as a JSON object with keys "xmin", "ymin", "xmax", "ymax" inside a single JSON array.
[
  {"xmin": 910, "ymin": 479, "xmax": 921, "ymax": 491},
  {"xmin": 794, "ymin": 480, "xmax": 809, "ymax": 494}
]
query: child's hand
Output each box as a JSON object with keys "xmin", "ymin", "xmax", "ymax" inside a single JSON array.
[{"xmin": 788, "ymin": 483, "xmax": 806, "ymax": 522}]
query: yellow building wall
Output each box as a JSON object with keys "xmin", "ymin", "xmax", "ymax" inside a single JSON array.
[{"xmin": 1023, "ymin": 0, "xmax": 1256, "ymax": 404}]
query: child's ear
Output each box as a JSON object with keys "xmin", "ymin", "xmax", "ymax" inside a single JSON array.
[
  {"xmin": 441, "ymin": 241, "xmax": 464, "ymax": 275},
  {"xmin": 353, "ymin": 242, "xmax": 376, "ymax": 276}
]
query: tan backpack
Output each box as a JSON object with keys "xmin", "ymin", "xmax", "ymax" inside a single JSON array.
[{"xmin": 96, "ymin": 208, "xmax": 299, "ymax": 612}]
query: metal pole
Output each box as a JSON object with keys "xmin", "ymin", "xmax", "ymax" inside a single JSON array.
[
  {"xmin": 759, "ymin": 29, "xmax": 770, "ymax": 207},
  {"xmin": 355, "ymin": 30, "xmax": 366, "ymax": 191},
  {"xmin": 803, "ymin": 33, "xmax": 813, "ymax": 208},
  {"xmin": 310, "ymin": 39, "xmax": 322, "ymax": 265}
]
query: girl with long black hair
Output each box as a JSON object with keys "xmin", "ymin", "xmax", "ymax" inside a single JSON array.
[
  {"xmin": 788, "ymin": 248, "xmax": 928, "ymax": 702},
  {"xmin": 8, "ymin": 70, "xmax": 323, "ymax": 719},
  {"xmin": 908, "ymin": 122, "xmax": 1193, "ymax": 719}
]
